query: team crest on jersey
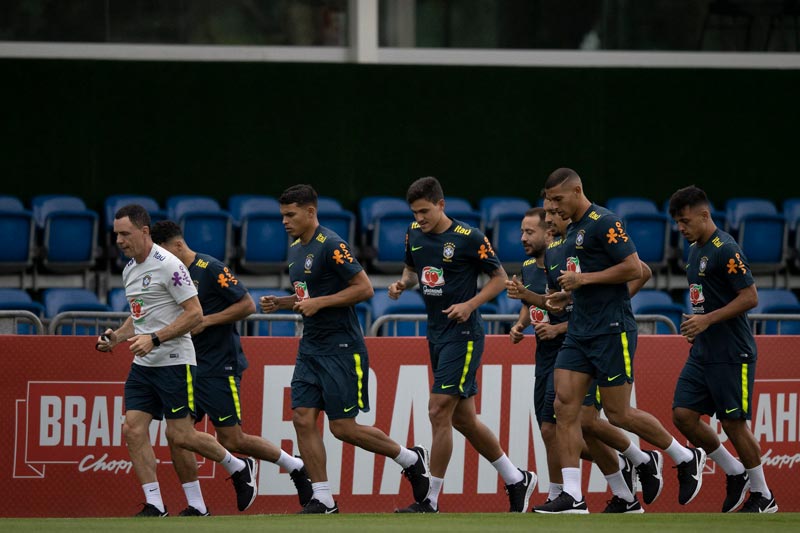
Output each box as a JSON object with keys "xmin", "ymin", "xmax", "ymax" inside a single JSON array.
[
  {"xmin": 142, "ymin": 273, "xmax": 152, "ymax": 288},
  {"xmin": 421, "ymin": 266, "xmax": 445, "ymax": 296},
  {"xmin": 443, "ymin": 242, "xmax": 455, "ymax": 261},
  {"xmin": 304, "ymin": 254, "xmax": 314, "ymax": 272},
  {"xmin": 576, "ymin": 230, "xmax": 585, "ymax": 247},
  {"xmin": 699, "ymin": 256, "xmax": 708, "ymax": 274},
  {"xmin": 689, "ymin": 283, "xmax": 705, "ymax": 306}
]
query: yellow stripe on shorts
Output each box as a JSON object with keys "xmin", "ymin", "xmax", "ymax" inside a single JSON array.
[
  {"xmin": 621, "ymin": 332, "xmax": 632, "ymax": 379},
  {"xmin": 354, "ymin": 353, "xmax": 364, "ymax": 408},
  {"xmin": 741, "ymin": 364, "xmax": 748, "ymax": 413},
  {"xmin": 228, "ymin": 375, "xmax": 242, "ymax": 420},
  {"xmin": 186, "ymin": 364, "xmax": 195, "ymax": 412},
  {"xmin": 459, "ymin": 341, "xmax": 474, "ymax": 393}
]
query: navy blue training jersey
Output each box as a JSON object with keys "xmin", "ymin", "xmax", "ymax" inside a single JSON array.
[
  {"xmin": 405, "ymin": 219, "xmax": 503, "ymax": 342},
  {"xmin": 686, "ymin": 229, "xmax": 757, "ymax": 364},
  {"xmin": 288, "ymin": 226, "xmax": 366, "ymax": 356},
  {"xmin": 563, "ymin": 204, "xmax": 638, "ymax": 336},
  {"xmin": 521, "ymin": 254, "xmax": 566, "ymax": 376},
  {"xmin": 189, "ymin": 253, "xmax": 249, "ymax": 377}
]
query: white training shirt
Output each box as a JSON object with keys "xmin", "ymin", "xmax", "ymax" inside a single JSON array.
[{"xmin": 122, "ymin": 243, "xmax": 198, "ymax": 367}]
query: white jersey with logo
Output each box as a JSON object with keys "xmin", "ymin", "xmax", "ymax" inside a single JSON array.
[{"xmin": 122, "ymin": 243, "xmax": 198, "ymax": 367}]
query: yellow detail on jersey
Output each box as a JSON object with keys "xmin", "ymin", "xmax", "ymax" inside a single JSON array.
[
  {"xmin": 523, "ymin": 258, "xmax": 537, "ymax": 267},
  {"xmin": 228, "ymin": 376, "xmax": 242, "ymax": 420},
  {"xmin": 354, "ymin": 353, "xmax": 365, "ymax": 408},
  {"xmin": 458, "ymin": 341, "xmax": 474, "ymax": 393},
  {"xmin": 741, "ymin": 364, "xmax": 749, "ymax": 413},
  {"xmin": 588, "ymin": 211, "xmax": 601, "ymax": 221},
  {"xmin": 712, "ymin": 236, "xmax": 723, "ymax": 248},
  {"xmin": 291, "ymin": 238, "xmax": 301, "ymax": 247},
  {"xmin": 195, "ymin": 258, "xmax": 209, "ymax": 269},
  {"xmin": 316, "ymin": 233, "xmax": 327, "ymax": 243},
  {"xmin": 411, "ymin": 222, "xmax": 421, "ymax": 229},
  {"xmin": 453, "ymin": 225, "xmax": 472, "ymax": 236},
  {"xmin": 548, "ymin": 238, "xmax": 563, "ymax": 249}
]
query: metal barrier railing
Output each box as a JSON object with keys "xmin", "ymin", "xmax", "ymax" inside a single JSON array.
[
  {"xmin": 241, "ymin": 313, "xmax": 304, "ymax": 336},
  {"xmin": 634, "ymin": 314, "xmax": 679, "ymax": 335},
  {"xmin": 48, "ymin": 311, "xmax": 130, "ymax": 335},
  {"xmin": 747, "ymin": 313, "xmax": 800, "ymax": 334},
  {"xmin": 0, "ymin": 310, "xmax": 46, "ymax": 335}
]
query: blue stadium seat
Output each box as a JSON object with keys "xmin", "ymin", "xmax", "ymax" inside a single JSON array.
[
  {"xmin": 491, "ymin": 212, "xmax": 528, "ymax": 268},
  {"xmin": 228, "ymin": 195, "xmax": 280, "ymax": 227},
  {"xmin": 725, "ymin": 197, "xmax": 779, "ymax": 234},
  {"xmin": 623, "ymin": 212, "xmax": 671, "ymax": 268},
  {"xmin": 738, "ymin": 213, "xmax": 786, "ymax": 275},
  {"xmin": 42, "ymin": 288, "xmax": 110, "ymax": 335},
  {"xmin": 107, "ymin": 288, "xmax": 130, "ymax": 312},
  {"xmin": 631, "ymin": 290, "xmax": 684, "ymax": 334},
  {"xmin": 317, "ymin": 196, "xmax": 345, "ymax": 212},
  {"xmin": 750, "ymin": 289, "xmax": 800, "ymax": 334},
  {"xmin": 31, "ymin": 195, "xmax": 99, "ymax": 273},
  {"xmin": 166, "ymin": 195, "xmax": 233, "ymax": 263},
  {"xmin": 247, "ymin": 288, "xmax": 298, "ymax": 336},
  {"xmin": 319, "ymin": 209, "xmax": 356, "ymax": 247},
  {"xmin": 478, "ymin": 196, "xmax": 531, "ymax": 232},
  {"xmin": 449, "ymin": 210, "xmax": 483, "ymax": 231},
  {"xmin": 446, "ymin": 197, "xmax": 475, "ymax": 213},
  {"xmin": 166, "ymin": 195, "xmax": 223, "ymax": 221},
  {"xmin": 0, "ymin": 288, "xmax": 44, "ymax": 334},
  {"xmin": 496, "ymin": 290, "xmax": 523, "ymax": 316},
  {"xmin": 104, "ymin": 195, "xmax": 165, "ymax": 231},
  {"xmin": 0, "ymin": 195, "xmax": 35, "ymax": 274},
  {"xmin": 358, "ymin": 196, "xmax": 409, "ymax": 236},
  {"xmin": 355, "ymin": 301, "xmax": 371, "ymax": 334},
  {"xmin": 371, "ymin": 211, "xmax": 414, "ymax": 273},
  {"xmin": 370, "ymin": 288, "xmax": 427, "ymax": 336},
  {"xmin": 239, "ymin": 212, "xmax": 288, "ymax": 274},
  {"xmin": 606, "ymin": 197, "xmax": 659, "ymax": 217}
]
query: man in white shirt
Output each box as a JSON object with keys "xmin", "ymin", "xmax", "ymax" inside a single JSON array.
[{"xmin": 96, "ymin": 204, "xmax": 257, "ymax": 517}]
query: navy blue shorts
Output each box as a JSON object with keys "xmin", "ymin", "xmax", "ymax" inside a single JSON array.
[
  {"xmin": 429, "ymin": 338, "xmax": 484, "ymax": 398},
  {"xmin": 534, "ymin": 370, "xmax": 556, "ymax": 427},
  {"xmin": 584, "ymin": 380, "xmax": 602, "ymax": 410},
  {"xmin": 291, "ymin": 351, "xmax": 370, "ymax": 420},
  {"xmin": 555, "ymin": 331, "xmax": 637, "ymax": 386},
  {"xmin": 194, "ymin": 374, "xmax": 243, "ymax": 427},
  {"xmin": 125, "ymin": 363, "xmax": 196, "ymax": 421},
  {"xmin": 673, "ymin": 358, "xmax": 756, "ymax": 420}
]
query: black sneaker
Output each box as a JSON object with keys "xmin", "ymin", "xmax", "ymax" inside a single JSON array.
[
  {"xmin": 602, "ymin": 495, "xmax": 644, "ymax": 514},
  {"xmin": 676, "ymin": 448, "xmax": 707, "ymax": 505},
  {"xmin": 738, "ymin": 492, "xmax": 778, "ymax": 513},
  {"xmin": 178, "ymin": 506, "xmax": 210, "ymax": 516},
  {"xmin": 635, "ymin": 450, "xmax": 664, "ymax": 505},
  {"xmin": 619, "ymin": 454, "xmax": 637, "ymax": 496},
  {"xmin": 533, "ymin": 492, "xmax": 589, "ymax": 514},
  {"xmin": 531, "ymin": 497, "xmax": 554, "ymax": 512},
  {"xmin": 394, "ymin": 498, "xmax": 438, "ymax": 513},
  {"xmin": 722, "ymin": 472, "xmax": 750, "ymax": 513},
  {"xmin": 135, "ymin": 503, "xmax": 168, "ymax": 517},
  {"xmin": 230, "ymin": 457, "xmax": 259, "ymax": 511},
  {"xmin": 297, "ymin": 498, "xmax": 339, "ymax": 514},
  {"xmin": 290, "ymin": 465, "xmax": 314, "ymax": 507},
  {"xmin": 402, "ymin": 445, "xmax": 431, "ymax": 503},
  {"xmin": 505, "ymin": 469, "xmax": 537, "ymax": 512}
]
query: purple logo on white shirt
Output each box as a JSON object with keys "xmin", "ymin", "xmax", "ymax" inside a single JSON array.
[{"xmin": 172, "ymin": 272, "xmax": 183, "ymax": 286}]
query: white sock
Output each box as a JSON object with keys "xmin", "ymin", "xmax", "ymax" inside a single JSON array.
[
  {"xmin": 427, "ymin": 476, "xmax": 444, "ymax": 509},
  {"xmin": 664, "ymin": 438, "xmax": 694, "ymax": 465},
  {"xmin": 311, "ymin": 481, "xmax": 335, "ymax": 508},
  {"xmin": 219, "ymin": 451, "xmax": 246, "ymax": 475},
  {"xmin": 275, "ymin": 450, "xmax": 304, "ymax": 473},
  {"xmin": 548, "ymin": 482, "xmax": 563, "ymax": 501},
  {"xmin": 491, "ymin": 454, "xmax": 523, "ymax": 485},
  {"xmin": 605, "ymin": 471, "xmax": 634, "ymax": 502},
  {"xmin": 746, "ymin": 464, "xmax": 771, "ymax": 499},
  {"xmin": 621, "ymin": 443, "xmax": 650, "ymax": 467},
  {"xmin": 708, "ymin": 445, "xmax": 745, "ymax": 476},
  {"xmin": 142, "ymin": 481, "xmax": 165, "ymax": 512},
  {"xmin": 393, "ymin": 446, "xmax": 418, "ymax": 469},
  {"xmin": 562, "ymin": 467, "xmax": 582, "ymax": 501},
  {"xmin": 182, "ymin": 480, "xmax": 207, "ymax": 514}
]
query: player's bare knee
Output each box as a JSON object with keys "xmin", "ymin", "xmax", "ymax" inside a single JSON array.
[
  {"xmin": 672, "ymin": 407, "xmax": 696, "ymax": 433},
  {"xmin": 604, "ymin": 408, "xmax": 629, "ymax": 429},
  {"xmin": 292, "ymin": 411, "xmax": 315, "ymax": 433},
  {"xmin": 540, "ymin": 422, "xmax": 556, "ymax": 444},
  {"xmin": 328, "ymin": 419, "xmax": 356, "ymax": 443},
  {"xmin": 451, "ymin": 412, "xmax": 474, "ymax": 435},
  {"xmin": 122, "ymin": 421, "xmax": 147, "ymax": 445}
]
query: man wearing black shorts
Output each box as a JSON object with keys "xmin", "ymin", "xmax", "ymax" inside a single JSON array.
[
  {"xmin": 151, "ymin": 221, "xmax": 313, "ymax": 515},
  {"xmin": 538, "ymin": 168, "xmax": 705, "ymax": 513},
  {"xmin": 389, "ymin": 176, "xmax": 536, "ymax": 513},
  {"xmin": 669, "ymin": 185, "xmax": 777, "ymax": 513},
  {"xmin": 96, "ymin": 204, "xmax": 257, "ymax": 517},
  {"xmin": 260, "ymin": 184, "xmax": 430, "ymax": 514}
]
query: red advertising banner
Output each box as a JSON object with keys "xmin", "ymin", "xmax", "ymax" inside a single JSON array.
[{"xmin": 1, "ymin": 335, "xmax": 798, "ymax": 517}]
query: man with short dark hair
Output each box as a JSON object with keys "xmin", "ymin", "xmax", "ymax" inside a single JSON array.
[
  {"xmin": 96, "ymin": 204, "xmax": 257, "ymax": 517},
  {"xmin": 389, "ymin": 176, "xmax": 536, "ymax": 513},
  {"xmin": 151, "ymin": 220, "xmax": 313, "ymax": 515},
  {"xmin": 669, "ymin": 185, "xmax": 777, "ymax": 513},
  {"xmin": 538, "ymin": 169, "xmax": 705, "ymax": 513},
  {"xmin": 260, "ymin": 184, "xmax": 430, "ymax": 514}
]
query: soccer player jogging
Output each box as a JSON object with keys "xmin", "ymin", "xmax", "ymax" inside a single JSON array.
[
  {"xmin": 151, "ymin": 221, "xmax": 313, "ymax": 515},
  {"xmin": 508, "ymin": 204, "xmax": 652, "ymax": 513},
  {"xmin": 95, "ymin": 204, "xmax": 257, "ymax": 517},
  {"xmin": 259, "ymin": 184, "xmax": 430, "ymax": 514},
  {"xmin": 389, "ymin": 176, "xmax": 536, "ymax": 513},
  {"xmin": 668, "ymin": 186, "xmax": 777, "ymax": 513},
  {"xmin": 539, "ymin": 168, "xmax": 706, "ymax": 514}
]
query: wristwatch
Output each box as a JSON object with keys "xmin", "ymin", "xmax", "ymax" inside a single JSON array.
[{"xmin": 150, "ymin": 332, "xmax": 161, "ymax": 347}]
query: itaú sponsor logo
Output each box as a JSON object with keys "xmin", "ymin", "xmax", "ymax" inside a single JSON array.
[
  {"xmin": 14, "ymin": 382, "xmax": 211, "ymax": 479},
  {"xmin": 711, "ymin": 382, "xmax": 800, "ymax": 469}
]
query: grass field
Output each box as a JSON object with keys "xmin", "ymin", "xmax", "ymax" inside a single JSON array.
[{"xmin": 2, "ymin": 513, "xmax": 798, "ymax": 532}]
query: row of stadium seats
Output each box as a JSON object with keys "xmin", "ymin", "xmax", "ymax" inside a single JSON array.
[
  {"xmin": 2, "ymin": 287, "xmax": 798, "ymax": 336},
  {"xmin": 1, "ymin": 194, "xmax": 799, "ymax": 279}
]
